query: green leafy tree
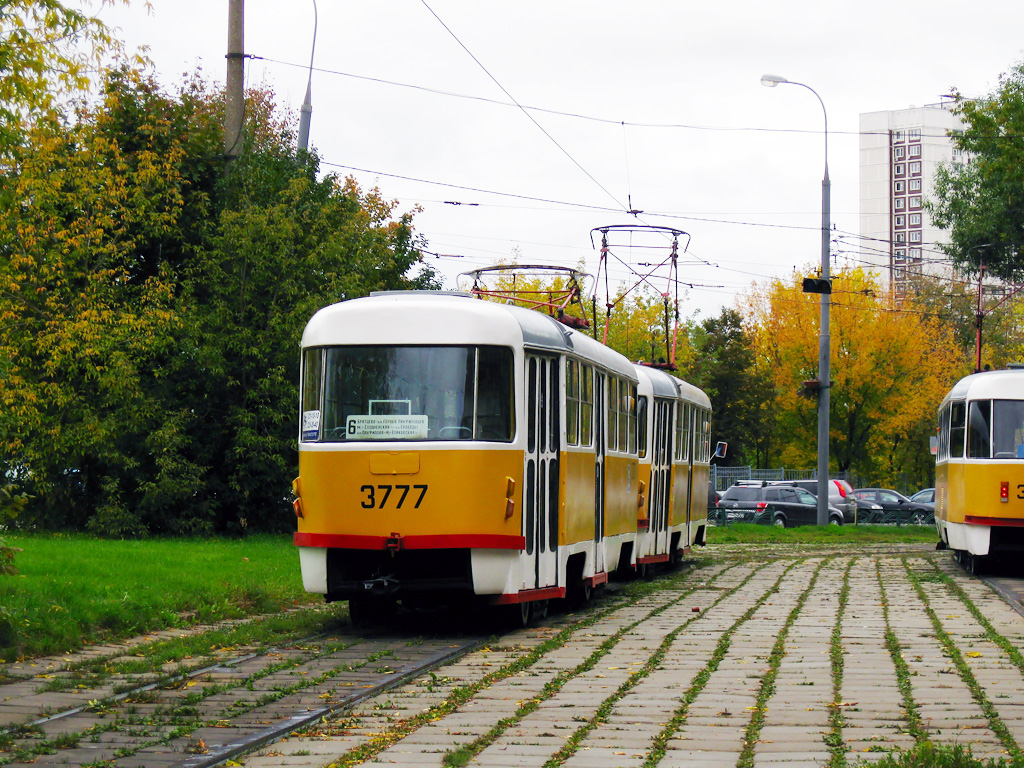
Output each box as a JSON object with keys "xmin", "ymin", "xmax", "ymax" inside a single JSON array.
[
  {"xmin": 0, "ymin": 0, "xmax": 135, "ymax": 152},
  {"xmin": 905, "ymin": 275, "xmax": 1022, "ymax": 371},
  {"xmin": 0, "ymin": 70, "xmax": 438, "ymax": 536},
  {"xmin": 683, "ymin": 309, "xmax": 773, "ymax": 467},
  {"xmin": 931, "ymin": 60, "xmax": 1024, "ymax": 280}
]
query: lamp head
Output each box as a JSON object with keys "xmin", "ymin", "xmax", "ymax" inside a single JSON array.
[{"xmin": 760, "ymin": 74, "xmax": 788, "ymax": 88}]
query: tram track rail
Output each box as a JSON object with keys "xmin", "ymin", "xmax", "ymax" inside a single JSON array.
[{"xmin": 0, "ymin": 615, "xmax": 490, "ymax": 768}]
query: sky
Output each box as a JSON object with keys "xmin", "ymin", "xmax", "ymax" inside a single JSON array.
[{"xmin": 91, "ymin": 0, "xmax": 1024, "ymax": 321}]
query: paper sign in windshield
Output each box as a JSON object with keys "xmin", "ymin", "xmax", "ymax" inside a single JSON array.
[
  {"xmin": 302, "ymin": 410, "xmax": 321, "ymax": 441},
  {"xmin": 346, "ymin": 414, "xmax": 429, "ymax": 440}
]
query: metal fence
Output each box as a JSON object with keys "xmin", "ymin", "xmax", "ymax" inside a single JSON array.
[{"xmin": 710, "ymin": 466, "xmax": 881, "ymax": 493}]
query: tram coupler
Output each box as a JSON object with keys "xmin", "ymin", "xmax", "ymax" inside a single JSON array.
[{"xmin": 361, "ymin": 575, "xmax": 400, "ymax": 596}]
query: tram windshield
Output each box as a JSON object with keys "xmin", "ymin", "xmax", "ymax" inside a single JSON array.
[
  {"xmin": 301, "ymin": 345, "xmax": 514, "ymax": 442},
  {"xmin": 967, "ymin": 399, "xmax": 1024, "ymax": 459}
]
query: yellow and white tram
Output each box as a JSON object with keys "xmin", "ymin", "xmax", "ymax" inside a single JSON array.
[
  {"xmin": 936, "ymin": 368, "xmax": 1024, "ymax": 572},
  {"xmin": 292, "ymin": 291, "xmax": 711, "ymax": 622},
  {"xmin": 633, "ymin": 365, "xmax": 711, "ymax": 574}
]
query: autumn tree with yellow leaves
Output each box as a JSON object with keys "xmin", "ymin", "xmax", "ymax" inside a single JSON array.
[{"xmin": 746, "ymin": 267, "xmax": 966, "ymax": 486}]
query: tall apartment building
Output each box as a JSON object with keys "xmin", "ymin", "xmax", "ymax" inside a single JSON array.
[{"xmin": 859, "ymin": 102, "xmax": 967, "ymax": 294}]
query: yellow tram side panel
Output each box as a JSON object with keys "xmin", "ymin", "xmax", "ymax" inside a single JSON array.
[
  {"xmin": 604, "ymin": 454, "xmax": 639, "ymax": 538},
  {"xmin": 936, "ymin": 461, "xmax": 1024, "ymax": 525},
  {"xmin": 296, "ymin": 448, "xmax": 524, "ymax": 541},
  {"xmin": 561, "ymin": 448, "xmax": 596, "ymax": 545}
]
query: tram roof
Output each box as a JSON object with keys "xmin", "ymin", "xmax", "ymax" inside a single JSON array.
[
  {"xmin": 943, "ymin": 368, "xmax": 1024, "ymax": 404},
  {"xmin": 634, "ymin": 364, "xmax": 712, "ymax": 409},
  {"xmin": 302, "ymin": 291, "xmax": 637, "ymax": 379}
]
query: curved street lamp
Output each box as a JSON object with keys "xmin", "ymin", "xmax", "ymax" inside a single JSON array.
[
  {"xmin": 761, "ymin": 73, "xmax": 832, "ymax": 526},
  {"xmin": 297, "ymin": 0, "xmax": 319, "ymax": 153}
]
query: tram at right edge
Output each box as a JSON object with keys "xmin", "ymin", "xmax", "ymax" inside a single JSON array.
[{"xmin": 935, "ymin": 367, "xmax": 1024, "ymax": 573}]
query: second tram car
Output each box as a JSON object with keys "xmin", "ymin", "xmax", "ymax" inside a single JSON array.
[
  {"xmin": 936, "ymin": 368, "xmax": 1024, "ymax": 572},
  {"xmin": 292, "ymin": 292, "xmax": 711, "ymax": 622}
]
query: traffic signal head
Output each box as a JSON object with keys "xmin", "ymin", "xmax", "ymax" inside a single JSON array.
[{"xmin": 802, "ymin": 277, "xmax": 832, "ymax": 294}]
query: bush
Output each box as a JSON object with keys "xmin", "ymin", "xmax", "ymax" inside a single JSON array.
[{"xmin": 0, "ymin": 485, "xmax": 28, "ymax": 576}]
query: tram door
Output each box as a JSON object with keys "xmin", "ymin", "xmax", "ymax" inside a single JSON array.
[
  {"xmin": 649, "ymin": 398, "xmax": 673, "ymax": 555},
  {"xmin": 593, "ymin": 373, "xmax": 606, "ymax": 574},
  {"xmin": 523, "ymin": 355, "xmax": 559, "ymax": 591},
  {"xmin": 683, "ymin": 404, "xmax": 695, "ymax": 549}
]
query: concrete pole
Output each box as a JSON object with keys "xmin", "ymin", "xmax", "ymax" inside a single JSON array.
[
  {"xmin": 761, "ymin": 74, "xmax": 830, "ymax": 525},
  {"xmin": 225, "ymin": 0, "xmax": 244, "ymax": 160}
]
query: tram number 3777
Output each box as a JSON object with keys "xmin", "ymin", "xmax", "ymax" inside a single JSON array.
[{"xmin": 359, "ymin": 484, "xmax": 428, "ymax": 510}]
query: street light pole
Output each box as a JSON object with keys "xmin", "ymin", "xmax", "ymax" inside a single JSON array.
[
  {"xmin": 761, "ymin": 73, "xmax": 831, "ymax": 526},
  {"xmin": 297, "ymin": 0, "xmax": 318, "ymax": 154}
]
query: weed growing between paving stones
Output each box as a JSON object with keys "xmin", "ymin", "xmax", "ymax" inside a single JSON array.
[
  {"xmin": 926, "ymin": 559, "xmax": 1024, "ymax": 680},
  {"xmin": 824, "ymin": 559, "xmax": 856, "ymax": 768},
  {"xmin": 874, "ymin": 742, "xmax": 1024, "ymax": 768},
  {"xmin": 441, "ymin": 566, "xmax": 736, "ymax": 768},
  {"xmin": 876, "ymin": 558, "xmax": 928, "ymax": 744},
  {"xmin": 320, "ymin": 563, "xmax": 715, "ymax": 768},
  {"xmin": 737, "ymin": 558, "xmax": 831, "ymax": 768},
  {"xmin": 902, "ymin": 556, "xmax": 1023, "ymax": 760},
  {"xmin": 540, "ymin": 562, "xmax": 778, "ymax": 767},
  {"xmin": 641, "ymin": 559, "xmax": 807, "ymax": 768}
]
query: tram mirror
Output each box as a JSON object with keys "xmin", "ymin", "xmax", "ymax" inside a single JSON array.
[
  {"xmin": 714, "ymin": 441, "xmax": 728, "ymax": 459},
  {"xmin": 929, "ymin": 436, "xmax": 938, "ymax": 455}
]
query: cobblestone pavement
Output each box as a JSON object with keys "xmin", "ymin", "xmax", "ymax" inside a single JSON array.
[{"xmin": 235, "ymin": 545, "xmax": 1024, "ymax": 768}]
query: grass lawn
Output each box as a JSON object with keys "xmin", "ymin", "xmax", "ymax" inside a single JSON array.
[
  {"xmin": 0, "ymin": 525, "xmax": 940, "ymax": 662},
  {"xmin": 707, "ymin": 522, "xmax": 939, "ymax": 545},
  {"xmin": 0, "ymin": 533, "xmax": 319, "ymax": 661}
]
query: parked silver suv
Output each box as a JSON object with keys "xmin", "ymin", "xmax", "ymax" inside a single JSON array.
[{"xmin": 777, "ymin": 479, "xmax": 857, "ymax": 524}]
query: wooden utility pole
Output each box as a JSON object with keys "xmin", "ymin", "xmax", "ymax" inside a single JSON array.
[{"xmin": 225, "ymin": 0, "xmax": 244, "ymax": 160}]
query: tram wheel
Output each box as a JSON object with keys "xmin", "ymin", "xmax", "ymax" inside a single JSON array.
[
  {"xmin": 568, "ymin": 579, "xmax": 592, "ymax": 607},
  {"xmin": 498, "ymin": 601, "xmax": 530, "ymax": 629},
  {"xmin": 533, "ymin": 600, "xmax": 549, "ymax": 621},
  {"xmin": 967, "ymin": 553, "xmax": 986, "ymax": 576}
]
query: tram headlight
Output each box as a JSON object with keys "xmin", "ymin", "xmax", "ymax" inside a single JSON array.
[{"xmin": 1001, "ymin": 481, "xmax": 1010, "ymax": 503}]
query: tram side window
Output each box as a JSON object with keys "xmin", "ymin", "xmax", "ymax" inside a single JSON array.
[
  {"xmin": 580, "ymin": 364, "xmax": 594, "ymax": 447},
  {"xmin": 566, "ymin": 360, "xmax": 580, "ymax": 446},
  {"xmin": 637, "ymin": 395, "xmax": 648, "ymax": 459},
  {"xmin": 477, "ymin": 347, "xmax": 514, "ymax": 441},
  {"xmin": 967, "ymin": 400, "xmax": 991, "ymax": 458},
  {"xmin": 992, "ymin": 400, "xmax": 1024, "ymax": 459},
  {"xmin": 617, "ymin": 381, "xmax": 630, "ymax": 453},
  {"xmin": 300, "ymin": 348, "xmax": 324, "ymax": 441},
  {"xmin": 949, "ymin": 401, "xmax": 966, "ymax": 458},
  {"xmin": 627, "ymin": 383, "xmax": 638, "ymax": 455},
  {"xmin": 698, "ymin": 409, "xmax": 712, "ymax": 462},
  {"xmin": 937, "ymin": 404, "xmax": 948, "ymax": 460},
  {"xmin": 676, "ymin": 403, "xmax": 689, "ymax": 462}
]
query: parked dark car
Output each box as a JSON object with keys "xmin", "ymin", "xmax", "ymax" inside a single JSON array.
[
  {"xmin": 778, "ymin": 478, "xmax": 858, "ymax": 524},
  {"xmin": 852, "ymin": 488, "xmax": 934, "ymax": 525},
  {"xmin": 718, "ymin": 482, "xmax": 845, "ymax": 527}
]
